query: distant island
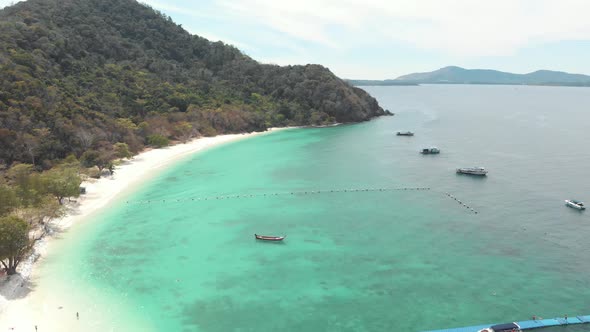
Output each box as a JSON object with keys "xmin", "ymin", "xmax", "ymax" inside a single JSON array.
[{"xmin": 349, "ymin": 66, "xmax": 590, "ymax": 86}]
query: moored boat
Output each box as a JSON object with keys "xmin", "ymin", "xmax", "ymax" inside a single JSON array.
[
  {"xmin": 456, "ymin": 167, "xmax": 488, "ymax": 176},
  {"xmin": 565, "ymin": 199, "xmax": 585, "ymax": 210},
  {"xmin": 478, "ymin": 322, "xmax": 521, "ymax": 332},
  {"xmin": 420, "ymin": 147, "xmax": 440, "ymax": 154},
  {"xmin": 396, "ymin": 131, "xmax": 414, "ymax": 136},
  {"xmin": 255, "ymin": 234, "xmax": 286, "ymax": 241}
]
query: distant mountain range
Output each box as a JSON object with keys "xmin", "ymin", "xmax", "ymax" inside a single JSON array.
[{"xmin": 349, "ymin": 66, "xmax": 590, "ymax": 86}]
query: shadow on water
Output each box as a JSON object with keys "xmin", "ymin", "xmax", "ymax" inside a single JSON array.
[
  {"xmin": 454, "ymin": 174, "xmax": 489, "ymax": 181},
  {"xmin": 255, "ymin": 240, "xmax": 287, "ymax": 245}
]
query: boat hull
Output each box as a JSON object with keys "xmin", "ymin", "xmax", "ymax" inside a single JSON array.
[
  {"xmin": 565, "ymin": 200, "xmax": 585, "ymax": 210},
  {"xmin": 456, "ymin": 170, "xmax": 487, "ymax": 176},
  {"xmin": 456, "ymin": 167, "xmax": 488, "ymax": 176},
  {"xmin": 255, "ymin": 234, "xmax": 286, "ymax": 241},
  {"xmin": 421, "ymin": 148, "xmax": 440, "ymax": 154}
]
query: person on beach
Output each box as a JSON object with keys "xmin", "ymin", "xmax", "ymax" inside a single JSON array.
[{"xmin": 76, "ymin": 312, "xmax": 79, "ymax": 320}]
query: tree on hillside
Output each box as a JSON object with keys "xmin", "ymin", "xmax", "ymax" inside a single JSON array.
[
  {"xmin": 0, "ymin": 184, "xmax": 17, "ymax": 216},
  {"xmin": 13, "ymin": 195, "xmax": 65, "ymax": 236},
  {"xmin": 80, "ymin": 149, "xmax": 113, "ymax": 175},
  {"xmin": 41, "ymin": 166, "xmax": 82, "ymax": 205},
  {"xmin": 7, "ymin": 164, "xmax": 45, "ymax": 207},
  {"xmin": 5, "ymin": 163, "xmax": 67, "ymax": 232},
  {"xmin": 80, "ymin": 150, "xmax": 100, "ymax": 168},
  {"xmin": 113, "ymin": 142, "xmax": 132, "ymax": 159},
  {"xmin": 20, "ymin": 133, "xmax": 40, "ymax": 166},
  {"xmin": 174, "ymin": 121, "xmax": 193, "ymax": 143},
  {"xmin": 18, "ymin": 128, "xmax": 51, "ymax": 166},
  {"xmin": 75, "ymin": 129, "xmax": 96, "ymax": 151},
  {"xmin": 0, "ymin": 216, "xmax": 32, "ymax": 275},
  {"xmin": 147, "ymin": 134, "xmax": 169, "ymax": 148}
]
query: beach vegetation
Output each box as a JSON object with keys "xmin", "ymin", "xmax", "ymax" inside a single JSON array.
[
  {"xmin": 107, "ymin": 162, "xmax": 115, "ymax": 175},
  {"xmin": 0, "ymin": 163, "xmax": 78, "ymax": 274},
  {"xmin": 6, "ymin": 164, "xmax": 45, "ymax": 208},
  {"xmin": 3, "ymin": 164, "xmax": 70, "ymax": 220},
  {"xmin": 80, "ymin": 151, "xmax": 101, "ymax": 169},
  {"xmin": 63, "ymin": 154, "xmax": 80, "ymax": 167},
  {"xmin": 41, "ymin": 166, "xmax": 82, "ymax": 205},
  {"xmin": 147, "ymin": 134, "xmax": 170, "ymax": 148},
  {"xmin": 0, "ymin": 184, "xmax": 17, "ymax": 216},
  {"xmin": 114, "ymin": 143, "xmax": 132, "ymax": 159},
  {"xmin": 84, "ymin": 166, "xmax": 102, "ymax": 180},
  {"xmin": 174, "ymin": 122, "xmax": 194, "ymax": 143},
  {"xmin": 12, "ymin": 196, "xmax": 65, "ymax": 236},
  {"xmin": 0, "ymin": 216, "xmax": 32, "ymax": 275},
  {"xmin": 80, "ymin": 149, "xmax": 113, "ymax": 176}
]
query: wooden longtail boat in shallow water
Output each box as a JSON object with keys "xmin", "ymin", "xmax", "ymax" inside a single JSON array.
[{"xmin": 255, "ymin": 234, "xmax": 286, "ymax": 241}]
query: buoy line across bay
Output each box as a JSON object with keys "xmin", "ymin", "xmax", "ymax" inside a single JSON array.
[{"xmin": 124, "ymin": 187, "xmax": 431, "ymax": 205}]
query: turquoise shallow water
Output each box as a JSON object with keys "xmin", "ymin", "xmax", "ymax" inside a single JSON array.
[{"xmin": 39, "ymin": 85, "xmax": 590, "ymax": 331}]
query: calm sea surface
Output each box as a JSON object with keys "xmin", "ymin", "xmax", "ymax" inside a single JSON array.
[{"xmin": 39, "ymin": 85, "xmax": 590, "ymax": 331}]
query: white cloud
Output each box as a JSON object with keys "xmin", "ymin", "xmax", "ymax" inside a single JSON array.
[
  {"xmin": 218, "ymin": 0, "xmax": 340, "ymax": 47},
  {"xmin": 215, "ymin": 0, "xmax": 590, "ymax": 56},
  {"xmin": 190, "ymin": 30, "xmax": 252, "ymax": 50}
]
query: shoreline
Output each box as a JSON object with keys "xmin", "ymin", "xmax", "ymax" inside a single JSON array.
[{"xmin": 0, "ymin": 128, "xmax": 287, "ymax": 330}]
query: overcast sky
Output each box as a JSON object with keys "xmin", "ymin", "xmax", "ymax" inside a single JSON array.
[{"xmin": 3, "ymin": 0, "xmax": 590, "ymax": 79}]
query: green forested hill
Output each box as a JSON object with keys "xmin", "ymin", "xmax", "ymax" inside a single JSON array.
[{"xmin": 0, "ymin": 0, "xmax": 386, "ymax": 167}]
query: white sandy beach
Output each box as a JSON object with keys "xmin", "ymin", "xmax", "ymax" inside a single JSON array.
[{"xmin": 0, "ymin": 129, "xmax": 284, "ymax": 332}]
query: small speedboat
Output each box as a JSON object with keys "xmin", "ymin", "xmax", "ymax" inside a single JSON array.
[
  {"xmin": 420, "ymin": 147, "xmax": 440, "ymax": 154},
  {"xmin": 255, "ymin": 234, "xmax": 286, "ymax": 241},
  {"xmin": 478, "ymin": 322, "xmax": 521, "ymax": 332},
  {"xmin": 456, "ymin": 167, "xmax": 488, "ymax": 176},
  {"xmin": 396, "ymin": 131, "xmax": 414, "ymax": 136},
  {"xmin": 565, "ymin": 199, "xmax": 585, "ymax": 210}
]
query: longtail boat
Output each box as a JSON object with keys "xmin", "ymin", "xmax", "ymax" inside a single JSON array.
[{"xmin": 255, "ymin": 234, "xmax": 286, "ymax": 241}]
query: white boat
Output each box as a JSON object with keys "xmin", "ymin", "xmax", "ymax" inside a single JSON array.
[
  {"xmin": 478, "ymin": 322, "xmax": 521, "ymax": 332},
  {"xmin": 565, "ymin": 199, "xmax": 585, "ymax": 210},
  {"xmin": 396, "ymin": 131, "xmax": 414, "ymax": 136},
  {"xmin": 456, "ymin": 167, "xmax": 488, "ymax": 176},
  {"xmin": 420, "ymin": 147, "xmax": 440, "ymax": 154}
]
